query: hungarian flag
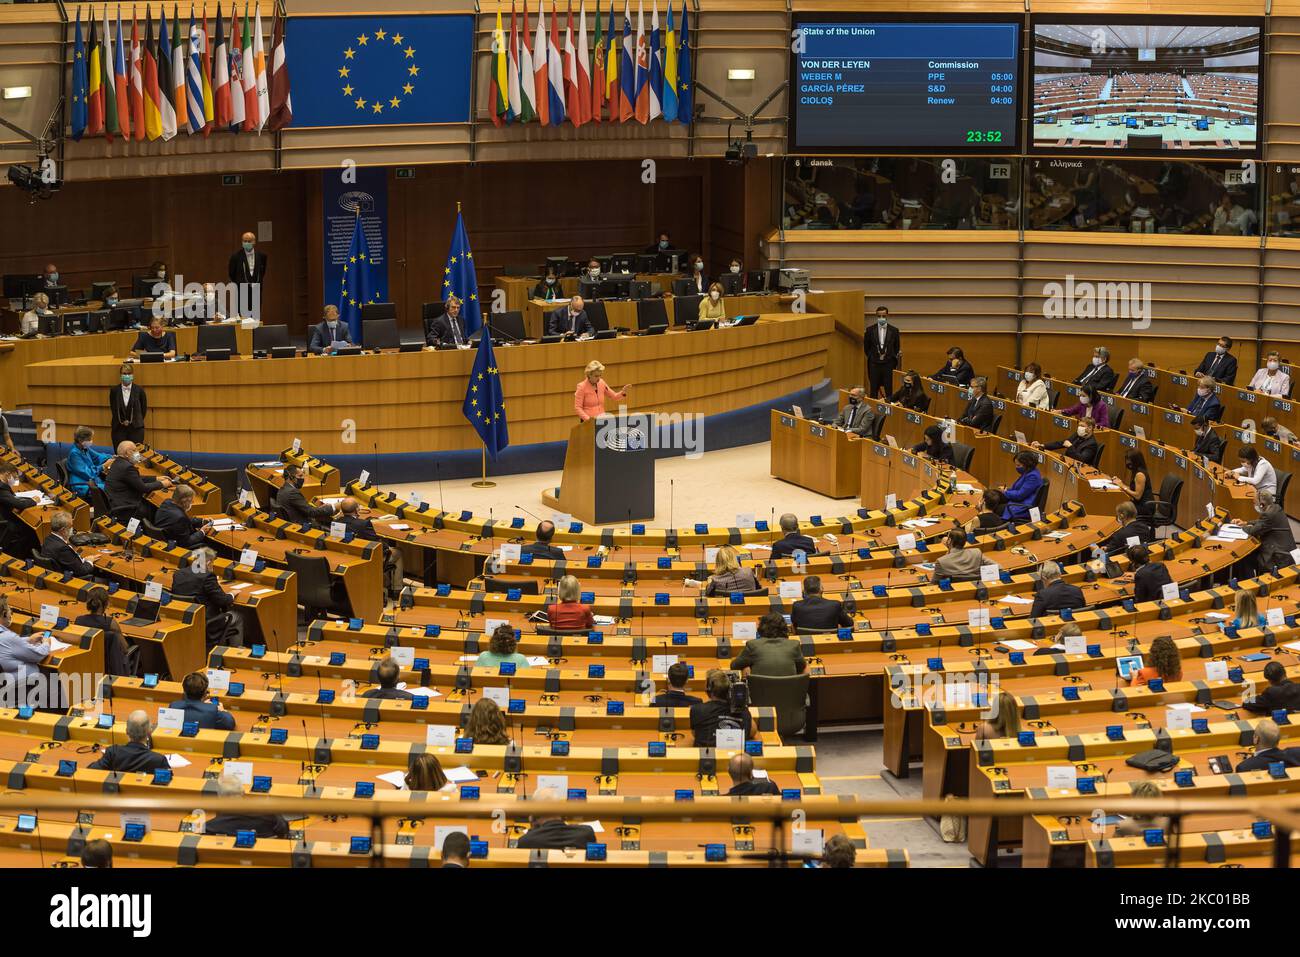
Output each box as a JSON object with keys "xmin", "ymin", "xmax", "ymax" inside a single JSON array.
[
  {"xmin": 487, "ymin": 4, "xmax": 507, "ymax": 126},
  {"xmin": 114, "ymin": 8, "xmax": 132, "ymax": 139},
  {"xmin": 70, "ymin": 10, "xmax": 88, "ymax": 140},
  {"xmin": 517, "ymin": 0, "xmax": 536, "ymax": 122},
  {"xmin": 605, "ymin": 0, "xmax": 618, "ymax": 121},
  {"xmin": 102, "ymin": 5, "xmax": 119, "ymax": 140},
  {"xmin": 546, "ymin": 2, "xmax": 565, "ymax": 125},
  {"xmin": 266, "ymin": 9, "xmax": 292, "ymax": 129},
  {"xmin": 562, "ymin": 2, "xmax": 578, "ymax": 125},
  {"xmin": 253, "ymin": 3, "xmax": 269, "ymax": 130},
  {"xmin": 576, "ymin": 2, "xmax": 591, "ymax": 124},
  {"xmin": 618, "ymin": 1, "xmax": 633, "ymax": 122},
  {"xmin": 506, "ymin": 3, "xmax": 521, "ymax": 122},
  {"xmin": 531, "ymin": 0, "xmax": 548, "ymax": 125},
  {"xmin": 228, "ymin": 6, "xmax": 246, "ymax": 131},
  {"xmin": 633, "ymin": 0, "xmax": 648, "ymax": 124},
  {"xmin": 590, "ymin": 1, "xmax": 603, "ymax": 123},
  {"xmin": 677, "ymin": 0, "xmax": 690, "ymax": 124},
  {"xmin": 171, "ymin": 4, "xmax": 188, "ymax": 131},
  {"xmin": 143, "ymin": 6, "xmax": 162, "ymax": 140},
  {"xmin": 240, "ymin": 3, "xmax": 256, "ymax": 131},
  {"xmin": 157, "ymin": 5, "xmax": 178, "ymax": 139},
  {"xmin": 129, "ymin": 11, "xmax": 145, "ymax": 140},
  {"xmin": 648, "ymin": 0, "xmax": 661, "ymax": 121},
  {"xmin": 661, "ymin": 0, "xmax": 677, "ymax": 123},
  {"xmin": 212, "ymin": 4, "xmax": 231, "ymax": 129},
  {"xmin": 87, "ymin": 9, "xmax": 104, "ymax": 136},
  {"xmin": 201, "ymin": 9, "xmax": 215, "ymax": 133}
]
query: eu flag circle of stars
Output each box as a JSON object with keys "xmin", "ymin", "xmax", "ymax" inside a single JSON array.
[
  {"xmin": 467, "ymin": 367, "xmax": 506, "ymax": 425},
  {"xmin": 338, "ymin": 25, "xmax": 421, "ymax": 116}
]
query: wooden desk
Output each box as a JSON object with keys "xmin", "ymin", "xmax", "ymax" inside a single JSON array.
[
  {"xmin": 769, "ymin": 410, "xmax": 862, "ymax": 499},
  {"xmin": 524, "ymin": 291, "xmax": 792, "ymax": 339},
  {"xmin": 27, "ymin": 314, "xmax": 834, "ymax": 456}
]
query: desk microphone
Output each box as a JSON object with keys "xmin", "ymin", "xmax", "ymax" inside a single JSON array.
[
  {"xmin": 515, "ymin": 504, "xmax": 544, "ymax": 523},
  {"xmin": 372, "ymin": 442, "xmax": 380, "ymax": 488},
  {"xmin": 435, "ymin": 461, "xmax": 446, "ymax": 515},
  {"xmin": 300, "ymin": 719, "xmax": 313, "ymax": 798}
]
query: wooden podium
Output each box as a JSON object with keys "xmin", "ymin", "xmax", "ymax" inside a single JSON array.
[
  {"xmin": 769, "ymin": 409, "xmax": 862, "ymax": 498},
  {"xmin": 542, "ymin": 416, "xmax": 656, "ymax": 524}
]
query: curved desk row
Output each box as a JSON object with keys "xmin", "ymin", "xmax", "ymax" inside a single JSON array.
[{"xmin": 26, "ymin": 314, "xmax": 833, "ymax": 457}]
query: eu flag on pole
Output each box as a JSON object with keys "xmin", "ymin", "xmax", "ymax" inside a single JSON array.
[
  {"xmin": 441, "ymin": 208, "xmax": 482, "ymax": 336},
  {"xmin": 338, "ymin": 211, "xmax": 379, "ymax": 342},
  {"xmin": 71, "ymin": 11, "xmax": 89, "ymax": 140},
  {"xmin": 463, "ymin": 333, "xmax": 509, "ymax": 459}
]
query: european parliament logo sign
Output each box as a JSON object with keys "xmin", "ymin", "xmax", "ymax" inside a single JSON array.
[{"xmin": 288, "ymin": 15, "xmax": 474, "ymax": 127}]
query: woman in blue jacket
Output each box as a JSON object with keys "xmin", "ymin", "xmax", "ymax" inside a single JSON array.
[
  {"xmin": 65, "ymin": 425, "xmax": 111, "ymax": 498},
  {"xmin": 1001, "ymin": 450, "xmax": 1045, "ymax": 522}
]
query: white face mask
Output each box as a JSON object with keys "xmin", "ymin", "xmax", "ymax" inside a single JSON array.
[
  {"xmin": 1197, "ymin": 387, "xmax": 1210, "ymax": 397},
  {"xmin": 710, "ymin": 291, "xmax": 720, "ymax": 301},
  {"xmin": 1092, "ymin": 356, "xmax": 1104, "ymax": 366},
  {"xmin": 1268, "ymin": 360, "xmax": 1279, "ymax": 371},
  {"xmin": 730, "ymin": 265, "xmax": 740, "ymax": 274},
  {"xmin": 1080, "ymin": 395, "xmax": 1090, "ymax": 405},
  {"xmin": 1215, "ymin": 345, "xmax": 1227, "ymax": 354},
  {"xmin": 1023, "ymin": 372, "xmax": 1035, "ymax": 382},
  {"xmin": 590, "ymin": 268, "xmax": 600, "ymax": 278},
  {"xmin": 1076, "ymin": 427, "xmax": 1088, "ymax": 438}
]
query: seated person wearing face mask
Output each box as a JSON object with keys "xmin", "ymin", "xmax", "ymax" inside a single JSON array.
[
  {"xmin": 835, "ymin": 388, "xmax": 874, "ymax": 437},
  {"xmin": 646, "ymin": 232, "xmax": 672, "ymax": 255},
  {"xmin": 1260, "ymin": 416, "xmax": 1297, "ymax": 446},
  {"xmin": 698, "ymin": 282, "xmax": 727, "ymax": 322},
  {"xmin": 547, "ymin": 295, "xmax": 592, "ymax": 337},
  {"xmin": 275, "ymin": 464, "xmax": 336, "ymax": 527},
  {"xmin": 65, "ymin": 426, "xmax": 111, "ymax": 498},
  {"xmin": 726, "ymin": 259, "xmax": 745, "ymax": 290},
  {"xmin": 104, "ymin": 441, "xmax": 173, "ymax": 521},
  {"xmin": 1015, "ymin": 362, "xmax": 1050, "ymax": 409},
  {"xmin": 1185, "ymin": 375, "xmax": 1223, "ymax": 421},
  {"xmin": 20, "ymin": 292, "xmax": 51, "ymax": 336},
  {"xmin": 532, "ymin": 269, "xmax": 562, "ymax": 301},
  {"xmin": 1249, "ymin": 351, "xmax": 1291, "ymax": 397},
  {"xmin": 684, "ymin": 254, "xmax": 707, "ymax": 293},
  {"xmin": 308, "ymin": 304, "xmax": 354, "ymax": 355},
  {"xmin": 1191, "ymin": 416, "xmax": 1224, "ymax": 463},
  {"xmin": 131, "ymin": 316, "xmax": 177, "ymax": 358},
  {"xmin": 1035, "ymin": 418, "xmax": 1098, "ymax": 466}
]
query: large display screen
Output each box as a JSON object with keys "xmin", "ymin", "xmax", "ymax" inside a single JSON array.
[
  {"xmin": 788, "ymin": 15, "xmax": 1022, "ymax": 154},
  {"xmin": 1031, "ymin": 19, "xmax": 1262, "ymax": 155}
]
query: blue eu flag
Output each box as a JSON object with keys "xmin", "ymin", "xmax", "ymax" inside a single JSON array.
[
  {"xmin": 441, "ymin": 208, "xmax": 482, "ymax": 336},
  {"xmin": 338, "ymin": 212, "xmax": 381, "ymax": 342},
  {"xmin": 463, "ymin": 333, "xmax": 509, "ymax": 459}
]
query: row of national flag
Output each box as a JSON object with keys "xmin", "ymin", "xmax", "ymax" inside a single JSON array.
[
  {"xmin": 70, "ymin": 3, "xmax": 292, "ymax": 142},
  {"xmin": 487, "ymin": 0, "xmax": 691, "ymax": 127}
]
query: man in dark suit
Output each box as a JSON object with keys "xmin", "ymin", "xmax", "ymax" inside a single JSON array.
[
  {"xmin": 426, "ymin": 296, "xmax": 469, "ymax": 346},
  {"xmin": 173, "ymin": 547, "xmax": 241, "ymax": 646},
  {"xmin": 834, "ymin": 388, "xmax": 875, "ymax": 437},
  {"xmin": 276, "ymin": 465, "xmax": 335, "ymax": 527},
  {"xmin": 1099, "ymin": 501, "xmax": 1153, "ymax": 558},
  {"xmin": 1192, "ymin": 416, "xmax": 1224, "ymax": 463},
  {"xmin": 1073, "ymin": 346, "xmax": 1118, "ymax": 394},
  {"xmin": 1244, "ymin": 662, "xmax": 1300, "ymax": 715},
  {"xmin": 1129, "ymin": 544, "xmax": 1174, "ymax": 603},
  {"xmin": 522, "ymin": 520, "xmax": 566, "ymax": 561},
  {"xmin": 39, "ymin": 510, "xmax": 96, "ymax": 577},
  {"xmin": 865, "ymin": 306, "xmax": 902, "ymax": 400},
  {"xmin": 1030, "ymin": 561, "xmax": 1085, "ymax": 618},
  {"xmin": 104, "ymin": 442, "xmax": 172, "ymax": 521},
  {"xmin": 516, "ymin": 788, "xmax": 599, "ymax": 849},
  {"xmin": 0, "ymin": 463, "xmax": 39, "ymax": 557},
  {"xmin": 1241, "ymin": 491, "xmax": 1297, "ymax": 576},
  {"xmin": 651, "ymin": 661, "xmax": 701, "ymax": 707},
  {"xmin": 726, "ymin": 753, "xmax": 780, "ymax": 796},
  {"xmin": 1185, "ymin": 376, "xmax": 1223, "ymax": 421},
  {"xmin": 362, "ymin": 657, "xmax": 415, "ymax": 700},
  {"xmin": 1194, "ymin": 336, "xmax": 1238, "ymax": 385},
  {"xmin": 307, "ymin": 305, "xmax": 354, "ymax": 355},
  {"xmin": 1235, "ymin": 719, "xmax": 1300, "ymax": 772},
  {"xmin": 169, "ymin": 671, "xmax": 236, "ymax": 731},
  {"xmin": 154, "ymin": 485, "xmax": 210, "ymax": 549},
  {"xmin": 108, "ymin": 365, "xmax": 148, "ymax": 448},
  {"xmin": 227, "ymin": 230, "xmax": 268, "ymax": 310},
  {"xmin": 958, "ymin": 376, "xmax": 996, "ymax": 432},
  {"xmin": 87, "ymin": 710, "xmax": 169, "ymax": 773},
  {"xmin": 204, "ymin": 774, "xmax": 291, "ymax": 838},
  {"xmin": 337, "ymin": 496, "xmax": 404, "ymax": 599},
  {"xmin": 440, "ymin": 830, "xmax": 471, "ymax": 867},
  {"xmin": 547, "ymin": 296, "xmax": 593, "ymax": 337},
  {"xmin": 770, "ymin": 513, "xmax": 817, "ymax": 560},
  {"xmin": 790, "ymin": 577, "xmax": 852, "ymax": 632},
  {"xmin": 1113, "ymin": 358, "xmax": 1156, "ymax": 402}
]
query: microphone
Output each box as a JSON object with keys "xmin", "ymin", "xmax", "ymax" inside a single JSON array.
[
  {"xmin": 435, "ymin": 461, "xmax": 446, "ymax": 514},
  {"xmin": 372, "ymin": 442, "xmax": 379, "ymax": 488},
  {"xmin": 515, "ymin": 504, "xmax": 544, "ymax": 523},
  {"xmin": 300, "ymin": 719, "xmax": 313, "ymax": 799},
  {"xmin": 313, "ymin": 664, "xmax": 329, "ymax": 746},
  {"xmin": 669, "ymin": 479, "xmax": 675, "ymax": 531}
]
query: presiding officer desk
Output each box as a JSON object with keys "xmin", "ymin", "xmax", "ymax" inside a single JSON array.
[{"xmin": 25, "ymin": 313, "xmax": 835, "ymax": 457}]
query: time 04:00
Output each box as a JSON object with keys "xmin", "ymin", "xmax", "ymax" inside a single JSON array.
[{"xmin": 965, "ymin": 130, "xmax": 1004, "ymax": 143}]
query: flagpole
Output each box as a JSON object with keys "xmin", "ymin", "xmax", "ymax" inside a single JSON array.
[{"xmin": 472, "ymin": 446, "xmax": 496, "ymax": 488}]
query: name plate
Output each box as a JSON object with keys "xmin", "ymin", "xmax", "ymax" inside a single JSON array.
[
  {"xmin": 809, "ymin": 425, "xmax": 826, "ymax": 438},
  {"xmin": 779, "ymin": 415, "xmax": 794, "ymax": 428}
]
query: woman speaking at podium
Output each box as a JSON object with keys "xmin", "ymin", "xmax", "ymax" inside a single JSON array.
[{"xmin": 574, "ymin": 360, "xmax": 630, "ymax": 421}]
